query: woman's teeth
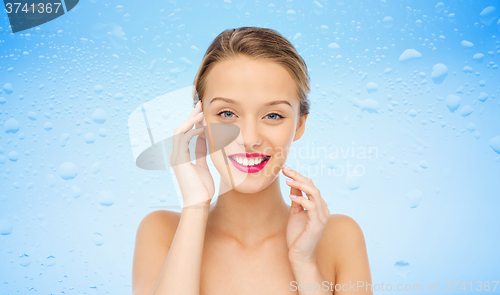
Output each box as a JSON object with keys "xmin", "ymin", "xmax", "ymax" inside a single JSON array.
[{"xmin": 231, "ymin": 156, "xmax": 267, "ymax": 166}]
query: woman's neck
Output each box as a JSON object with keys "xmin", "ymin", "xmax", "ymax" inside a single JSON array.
[{"xmin": 208, "ymin": 175, "xmax": 290, "ymax": 247}]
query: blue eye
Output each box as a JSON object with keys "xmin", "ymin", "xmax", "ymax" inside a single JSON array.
[
  {"xmin": 265, "ymin": 113, "xmax": 284, "ymax": 120},
  {"xmin": 217, "ymin": 110, "xmax": 236, "ymax": 118},
  {"xmin": 217, "ymin": 110, "xmax": 284, "ymax": 120}
]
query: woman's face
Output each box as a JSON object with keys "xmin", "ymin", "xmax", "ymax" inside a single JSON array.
[{"xmin": 201, "ymin": 54, "xmax": 307, "ymax": 193}]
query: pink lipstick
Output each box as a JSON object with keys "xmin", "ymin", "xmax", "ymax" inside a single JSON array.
[{"xmin": 228, "ymin": 153, "xmax": 271, "ymax": 173}]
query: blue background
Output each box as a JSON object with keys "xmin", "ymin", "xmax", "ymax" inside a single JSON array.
[{"xmin": 1, "ymin": 0, "xmax": 500, "ymax": 293}]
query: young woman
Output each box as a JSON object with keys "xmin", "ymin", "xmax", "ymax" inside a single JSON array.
[{"xmin": 132, "ymin": 27, "xmax": 372, "ymax": 295}]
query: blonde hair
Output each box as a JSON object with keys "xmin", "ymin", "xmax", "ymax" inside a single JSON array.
[{"xmin": 192, "ymin": 27, "xmax": 310, "ymax": 117}]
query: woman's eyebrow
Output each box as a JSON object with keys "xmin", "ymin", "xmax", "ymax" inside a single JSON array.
[{"xmin": 209, "ymin": 97, "xmax": 292, "ymax": 108}]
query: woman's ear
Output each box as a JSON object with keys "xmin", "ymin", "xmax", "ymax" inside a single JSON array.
[{"xmin": 293, "ymin": 114, "xmax": 308, "ymax": 141}]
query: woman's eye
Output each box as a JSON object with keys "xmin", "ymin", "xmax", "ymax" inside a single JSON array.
[
  {"xmin": 217, "ymin": 111, "xmax": 284, "ymax": 120},
  {"xmin": 218, "ymin": 111, "xmax": 236, "ymax": 118},
  {"xmin": 265, "ymin": 113, "xmax": 284, "ymax": 120}
]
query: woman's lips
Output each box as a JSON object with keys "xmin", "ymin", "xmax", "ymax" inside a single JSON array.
[{"xmin": 228, "ymin": 153, "xmax": 271, "ymax": 173}]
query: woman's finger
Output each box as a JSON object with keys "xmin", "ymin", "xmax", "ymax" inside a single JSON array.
[
  {"xmin": 188, "ymin": 100, "xmax": 203, "ymax": 118},
  {"xmin": 285, "ymin": 179, "xmax": 329, "ymax": 222},
  {"xmin": 178, "ymin": 126, "xmax": 205, "ymax": 152},
  {"xmin": 289, "ymin": 193, "xmax": 305, "ymax": 214},
  {"xmin": 173, "ymin": 112, "xmax": 204, "ymax": 135},
  {"xmin": 172, "ymin": 112, "xmax": 204, "ymax": 156},
  {"xmin": 289, "ymin": 184, "xmax": 303, "ymax": 199},
  {"xmin": 194, "ymin": 127, "xmax": 209, "ymax": 168},
  {"xmin": 285, "ymin": 178, "xmax": 320, "ymax": 202},
  {"xmin": 282, "ymin": 166, "xmax": 315, "ymax": 186},
  {"xmin": 282, "ymin": 166, "xmax": 328, "ymax": 214},
  {"xmin": 172, "ymin": 126, "xmax": 205, "ymax": 166},
  {"xmin": 282, "ymin": 166, "xmax": 318, "ymax": 201},
  {"xmin": 194, "ymin": 119, "xmax": 207, "ymax": 139},
  {"xmin": 289, "ymin": 196, "xmax": 321, "ymax": 225},
  {"xmin": 282, "ymin": 167, "xmax": 303, "ymax": 197}
]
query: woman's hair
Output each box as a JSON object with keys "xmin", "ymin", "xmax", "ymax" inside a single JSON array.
[{"xmin": 193, "ymin": 26, "xmax": 310, "ymax": 117}]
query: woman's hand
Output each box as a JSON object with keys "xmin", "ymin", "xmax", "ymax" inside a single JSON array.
[
  {"xmin": 282, "ymin": 165, "xmax": 330, "ymax": 268},
  {"xmin": 169, "ymin": 100, "xmax": 215, "ymax": 208}
]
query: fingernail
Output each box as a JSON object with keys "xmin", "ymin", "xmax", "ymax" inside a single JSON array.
[
  {"xmin": 196, "ymin": 100, "xmax": 201, "ymax": 106},
  {"xmin": 196, "ymin": 111, "xmax": 204, "ymax": 116},
  {"xmin": 289, "ymin": 194, "xmax": 298, "ymax": 198},
  {"xmin": 282, "ymin": 164, "xmax": 291, "ymax": 171},
  {"xmin": 285, "ymin": 178, "xmax": 294, "ymax": 182}
]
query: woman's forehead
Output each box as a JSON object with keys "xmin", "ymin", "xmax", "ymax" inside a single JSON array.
[{"xmin": 204, "ymin": 57, "xmax": 298, "ymax": 105}]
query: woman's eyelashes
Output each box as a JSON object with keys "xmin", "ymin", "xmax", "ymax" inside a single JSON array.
[
  {"xmin": 264, "ymin": 113, "xmax": 284, "ymax": 120},
  {"xmin": 216, "ymin": 109, "xmax": 285, "ymax": 121},
  {"xmin": 217, "ymin": 110, "xmax": 236, "ymax": 119}
]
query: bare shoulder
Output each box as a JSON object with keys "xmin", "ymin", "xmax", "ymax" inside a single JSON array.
[
  {"xmin": 321, "ymin": 214, "xmax": 367, "ymax": 255},
  {"xmin": 132, "ymin": 210, "xmax": 181, "ymax": 295},
  {"xmin": 321, "ymin": 214, "xmax": 371, "ymax": 287},
  {"xmin": 135, "ymin": 209, "xmax": 181, "ymax": 244},
  {"xmin": 324, "ymin": 214, "xmax": 366, "ymax": 241}
]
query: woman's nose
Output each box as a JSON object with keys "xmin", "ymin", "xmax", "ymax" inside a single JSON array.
[{"xmin": 235, "ymin": 122, "xmax": 262, "ymax": 150}]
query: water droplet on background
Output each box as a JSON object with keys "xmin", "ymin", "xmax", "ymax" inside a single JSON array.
[
  {"xmin": 45, "ymin": 255, "xmax": 56, "ymax": 267},
  {"xmin": 60, "ymin": 134, "xmax": 70, "ymax": 147},
  {"xmin": 19, "ymin": 254, "xmax": 31, "ymax": 267},
  {"xmin": 435, "ymin": 2, "xmax": 445, "ymax": 13},
  {"xmin": 286, "ymin": 10, "xmax": 297, "ymax": 21},
  {"xmin": 58, "ymin": 162, "xmax": 78, "ymax": 180},
  {"xmin": 44, "ymin": 122, "xmax": 53, "ymax": 131},
  {"xmin": 478, "ymin": 92, "xmax": 488, "ymax": 102},
  {"xmin": 92, "ymin": 108, "xmax": 107, "ymax": 124},
  {"xmin": 99, "ymin": 190, "xmax": 115, "ymax": 206},
  {"xmin": 8, "ymin": 151, "xmax": 19, "ymax": 162},
  {"xmin": 345, "ymin": 175, "xmax": 362, "ymax": 190},
  {"xmin": 407, "ymin": 189, "xmax": 423, "ymax": 208},
  {"xmin": 85, "ymin": 133, "xmax": 96, "ymax": 144},
  {"xmin": 94, "ymin": 85, "xmax": 103, "ymax": 94},
  {"xmin": 489, "ymin": 136, "xmax": 500, "ymax": 154},
  {"xmin": 91, "ymin": 162, "xmax": 101, "ymax": 174},
  {"xmin": 461, "ymin": 40, "xmax": 474, "ymax": 49},
  {"xmin": 46, "ymin": 174, "xmax": 56, "ymax": 187},
  {"xmin": 3, "ymin": 83, "xmax": 14, "ymax": 95},
  {"xmin": 394, "ymin": 260, "xmax": 411, "ymax": 279},
  {"xmin": 479, "ymin": 6, "xmax": 497, "ymax": 26},
  {"xmin": 114, "ymin": 92, "xmax": 124, "ymax": 100},
  {"xmin": 27, "ymin": 111, "xmax": 37, "ymax": 120},
  {"xmin": 0, "ymin": 219, "xmax": 13, "ymax": 235},
  {"xmin": 382, "ymin": 16, "xmax": 394, "ymax": 29},
  {"xmin": 98, "ymin": 128, "xmax": 107, "ymax": 137},
  {"xmin": 473, "ymin": 53, "xmax": 484, "ymax": 63},
  {"xmin": 445, "ymin": 94, "xmax": 461, "ymax": 113},
  {"xmin": 430, "ymin": 63, "xmax": 448, "ymax": 84},
  {"xmin": 460, "ymin": 105, "xmax": 473, "ymax": 117},
  {"xmin": 366, "ymin": 82, "xmax": 378, "ymax": 93},
  {"xmin": 72, "ymin": 185, "xmax": 82, "ymax": 198},
  {"xmin": 328, "ymin": 43, "xmax": 340, "ymax": 50},
  {"xmin": 4, "ymin": 118, "xmax": 20, "ymax": 134},
  {"xmin": 399, "ymin": 49, "xmax": 422, "ymax": 62},
  {"xmin": 92, "ymin": 232, "xmax": 104, "ymax": 246}
]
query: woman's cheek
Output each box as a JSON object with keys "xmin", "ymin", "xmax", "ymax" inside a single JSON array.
[{"xmin": 209, "ymin": 150, "xmax": 226, "ymax": 175}]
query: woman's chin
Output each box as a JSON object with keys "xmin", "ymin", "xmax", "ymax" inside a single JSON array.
[
  {"xmin": 232, "ymin": 172, "xmax": 277, "ymax": 192},
  {"xmin": 214, "ymin": 160, "xmax": 281, "ymax": 193},
  {"xmin": 232, "ymin": 181, "xmax": 269, "ymax": 194}
]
